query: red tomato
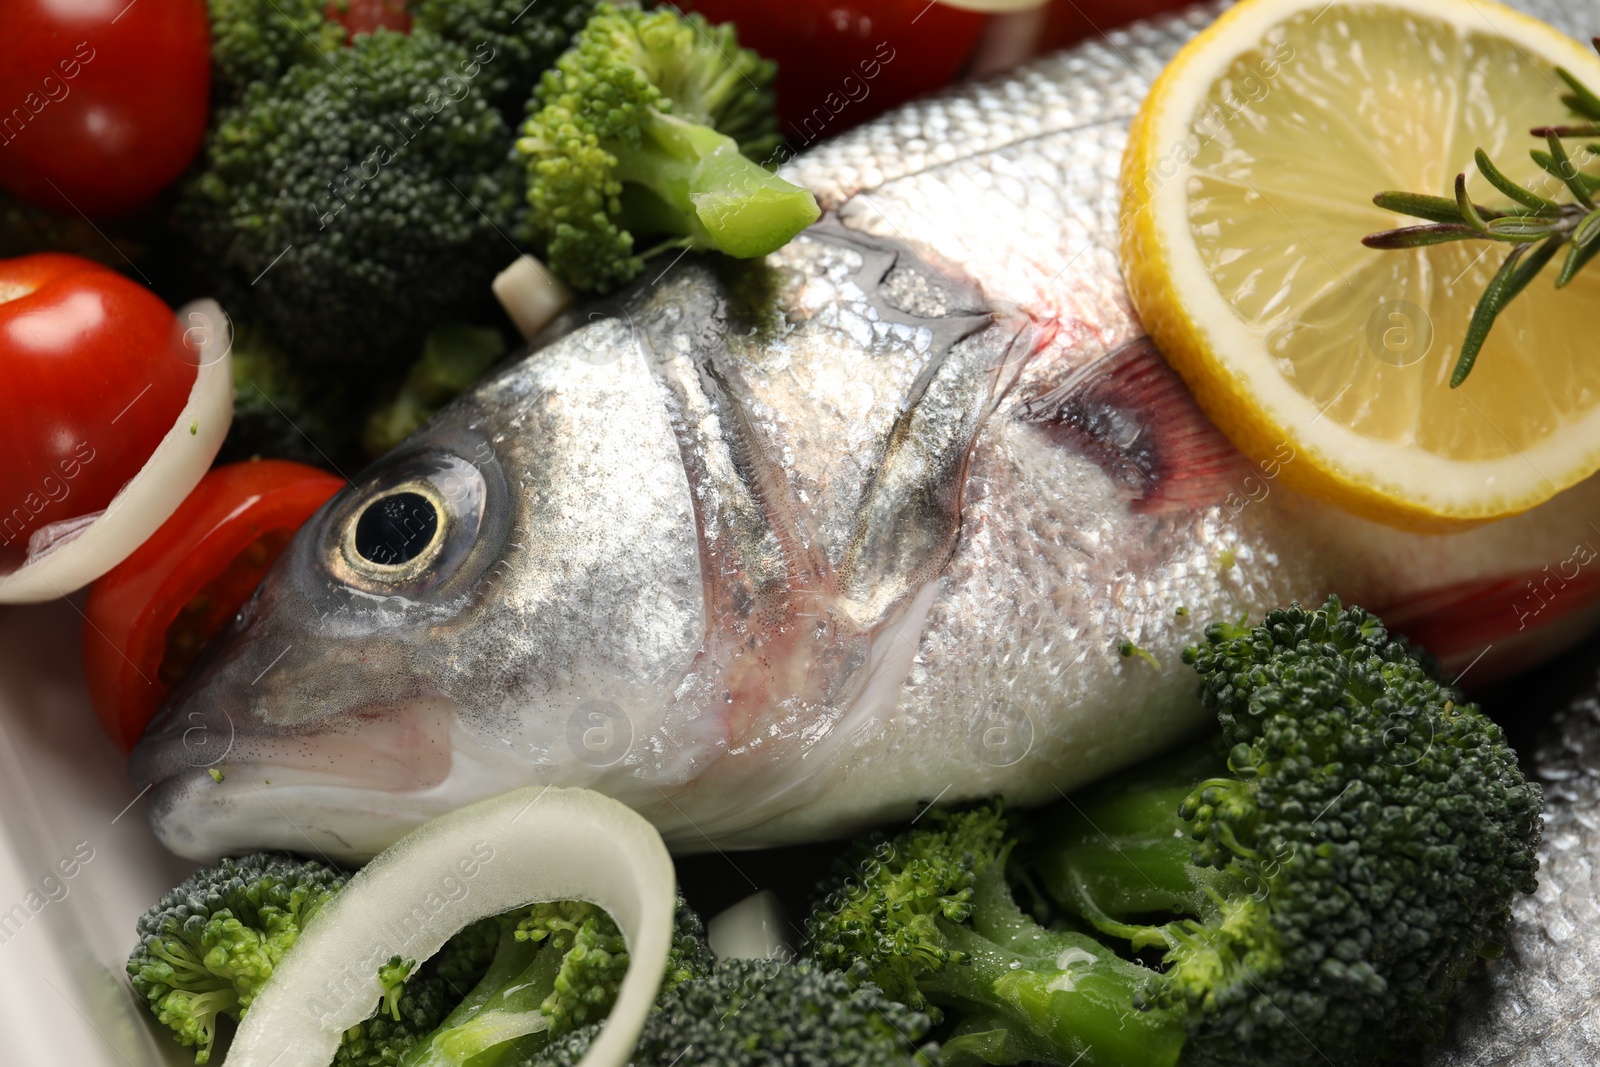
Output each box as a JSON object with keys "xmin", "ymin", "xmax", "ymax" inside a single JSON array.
[
  {"xmin": 682, "ymin": 1, "xmax": 984, "ymax": 138},
  {"xmin": 0, "ymin": 0, "xmax": 210, "ymax": 218},
  {"xmin": 83, "ymin": 461, "xmax": 346, "ymax": 751},
  {"xmin": 326, "ymin": 0, "xmax": 412, "ymax": 36},
  {"xmin": 1039, "ymin": 0, "xmax": 1199, "ymax": 52},
  {"xmin": 0, "ymin": 254, "xmax": 195, "ymax": 569}
]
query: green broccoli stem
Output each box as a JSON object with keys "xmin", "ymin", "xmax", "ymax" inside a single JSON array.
[
  {"xmin": 379, "ymin": 957, "xmax": 416, "ymax": 1020},
  {"xmin": 612, "ymin": 110, "xmax": 819, "ymax": 260},
  {"xmin": 917, "ymin": 864, "xmax": 1187, "ymax": 1067},
  {"xmin": 399, "ymin": 920, "xmax": 555, "ymax": 1067},
  {"xmin": 1031, "ymin": 742, "xmax": 1238, "ymax": 937}
]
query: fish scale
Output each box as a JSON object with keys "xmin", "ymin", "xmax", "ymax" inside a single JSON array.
[{"xmin": 788, "ymin": 8, "xmax": 1205, "ymax": 208}]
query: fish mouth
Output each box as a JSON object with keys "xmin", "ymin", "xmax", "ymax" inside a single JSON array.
[
  {"xmin": 133, "ymin": 698, "xmax": 465, "ymax": 862},
  {"xmin": 146, "ymin": 769, "xmax": 438, "ymax": 862}
]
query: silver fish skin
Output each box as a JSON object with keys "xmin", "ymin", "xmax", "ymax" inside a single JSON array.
[{"xmin": 133, "ymin": 0, "xmax": 1600, "ymax": 870}]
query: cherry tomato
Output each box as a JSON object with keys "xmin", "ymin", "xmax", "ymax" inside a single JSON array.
[
  {"xmin": 0, "ymin": 0, "xmax": 210, "ymax": 218},
  {"xmin": 326, "ymin": 0, "xmax": 412, "ymax": 36},
  {"xmin": 1039, "ymin": 0, "xmax": 1199, "ymax": 52},
  {"xmin": 682, "ymin": 1, "xmax": 985, "ymax": 137},
  {"xmin": 0, "ymin": 254, "xmax": 196, "ymax": 569},
  {"xmin": 83, "ymin": 460, "xmax": 346, "ymax": 751}
]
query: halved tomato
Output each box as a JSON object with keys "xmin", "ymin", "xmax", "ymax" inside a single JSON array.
[
  {"xmin": 681, "ymin": 1, "xmax": 985, "ymax": 134},
  {"xmin": 83, "ymin": 460, "xmax": 344, "ymax": 751},
  {"xmin": 325, "ymin": 0, "xmax": 411, "ymax": 36},
  {"xmin": 0, "ymin": 253, "xmax": 197, "ymax": 570}
]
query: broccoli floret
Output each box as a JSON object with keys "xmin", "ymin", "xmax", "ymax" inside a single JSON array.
[
  {"xmin": 134, "ymin": 853, "xmax": 706, "ymax": 1067},
  {"xmin": 208, "ymin": 0, "xmax": 349, "ymax": 99},
  {"xmin": 520, "ymin": 900, "xmax": 632, "ymax": 1037},
  {"xmin": 331, "ymin": 920, "xmax": 499, "ymax": 1067},
  {"xmin": 362, "ymin": 322, "xmax": 506, "ymax": 458},
  {"xmin": 331, "ymin": 961, "xmax": 449, "ymax": 1067},
  {"xmin": 805, "ymin": 597, "xmax": 1543, "ymax": 1067},
  {"xmin": 0, "ymin": 188, "xmax": 137, "ymax": 264},
  {"xmin": 221, "ymin": 323, "xmax": 357, "ymax": 467},
  {"xmin": 516, "ymin": 3, "xmax": 818, "ymax": 292},
  {"xmin": 181, "ymin": 25, "xmax": 520, "ymax": 372},
  {"xmin": 660, "ymin": 891, "xmax": 716, "ymax": 993},
  {"xmin": 806, "ymin": 801, "xmax": 1184, "ymax": 1066},
  {"xmin": 1104, "ymin": 597, "xmax": 1537, "ymax": 1064},
  {"xmin": 362, "ymin": 904, "xmax": 613, "ymax": 1067},
  {"xmin": 401, "ymin": 894, "xmax": 712, "ymax": 1066},
  {"xmin": 127, "ymin": 853, "xmax": 350, "ymax": 1064},
  {"xmin": 522, "ymin": 958, "xmax": 935, "ymax": 1067},
  {"xmin": 378, "ymin": 956, "xmax": 417, "ymax": 1021},
  {"xmin": 412, "ymin": 0, "xmax": 597, "ymax": 113}
]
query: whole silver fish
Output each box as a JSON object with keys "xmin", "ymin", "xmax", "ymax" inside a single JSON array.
[
  {"xmin": 131, "ymin": 0, "xmax": 1600, "ymax": 852},
  {"xmin": 130, "ymin": 7, "xmax": 1600, "ymax": 1043}
]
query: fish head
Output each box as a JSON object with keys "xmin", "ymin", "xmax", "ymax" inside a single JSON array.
[{"xmin": 130, "ymin": 313, "xmax": 707, "ymax": 861}]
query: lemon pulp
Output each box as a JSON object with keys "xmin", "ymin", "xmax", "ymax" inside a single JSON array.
[
  {"xmin": 1124, "ymin": 0, "xmax": 1600, "ymax": 525},
  {"xmin": 1189, "ymin": 5, "xmax": 1600, "ymax": 459}
]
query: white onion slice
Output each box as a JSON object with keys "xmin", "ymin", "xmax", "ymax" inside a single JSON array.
[
  {"xmin": 224, "ymin": 786, "xmax": 677, "ymax": 1067},
  {"xmin": 707, "ymin": 890, "xmax": 791, "ymax": 962},
  {"xmin": 493, "ymin": 254, "xmax": 574, "ymax": 342},
  {"xmin": 967, "ymin": 4, "xmax": 1052, "ymax": 77},
  {"xmin": 0, "ymin": 299, "xmax": 234, "ymax": 604}
]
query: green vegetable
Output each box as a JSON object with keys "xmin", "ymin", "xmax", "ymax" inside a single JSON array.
[
  {"xmin": 517, "ymin": 3, "xmax": 819, "ymax": 292},
  {"xmin": 1117, "ymin": 638, "xmax": 1159, "ymax": 668},
  {"xmin": 221, "ymin": 324, "xmax": 353, "ymax": 468},
  {"xmin": 400, "ymin": 902, "xmax": 624, "ymax": 1066},
  {"xmin": 395, "ymin": 896, "xmax": 711, "ymax": 1067},
  {"xmin": 126, "ymin": 853, "xmax": 350, "ymax": 1064},
  {"xmin": 520, "ymin": 958, "xmax": 936, "ymax": 1067},
  {"xmin": 332, "ymin": 922, "xmax": 500, "ymax": 1067},
  {"xmin": 0, "ymin": 188, "xmax": 133, "ymax": 265},
  {"xmin": 208, "ymin": 0, "xmax": 348, "ymax": 100},
  {"xmin": 128, "ymin": 845, "xmax": 711, "ymax": 1067},
  {"xmin": 1365, "ymin": 37, "xmax": 1600, "ymax": 386},
  {"xmin": 805, "ymin": 597, "xmax": 1543, "ymax": 1067},
  {"xmin": 377, "ymin": 956, "xmax": 416, "ymax": 1021},
  {"xmin": 363, "ymin": 323, "xmax": 506, "ymax": 458},
  {"xmin": 805, "ymin": 800, "xmax": 1180, "ymax": 1067},
  {"xmin": 181, "ymin": 22, "xmax": 520, "ymax": 371},
  {"xmin": 412, "ymin": 0, "xmax": 598, "ymax": 112},
  {"xmin": 125, "ymin": 854, "xmax": 498, "ymax": 1067}
]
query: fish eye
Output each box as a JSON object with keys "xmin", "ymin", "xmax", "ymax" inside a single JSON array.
[
  {"xmin": 353, "ymin": 491, "xmax": 440, "ymax": 566},
  {"xmin": 339, "ymin": 482, "xmax": 448, "ymax": 580}
]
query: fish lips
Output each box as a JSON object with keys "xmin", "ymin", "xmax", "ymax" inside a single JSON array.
[
  {"xmin": 125, "ymin": 565, "xmax": 449, "ymax": 800},
  {"xmin": 128, "ymin": 592, "xmax": 463, "ymax": 859},
  {"xmin": 132, "ymin": 689, "xmax": 459, "ymax": 861}
]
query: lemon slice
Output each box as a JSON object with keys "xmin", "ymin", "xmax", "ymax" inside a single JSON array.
[{"xmin": 1122, "ymin": 0, "xmax": 1600, "ymax": 527}]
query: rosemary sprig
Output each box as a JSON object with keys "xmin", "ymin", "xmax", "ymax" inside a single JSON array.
[{"xmin": 1364, "ymin": 37, "xmax": 1600, "ymax": 387}]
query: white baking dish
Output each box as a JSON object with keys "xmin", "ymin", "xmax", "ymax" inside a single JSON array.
[{"xmin": 0, "ymin": 598, "xmax": 194, "ymax": 1066}]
